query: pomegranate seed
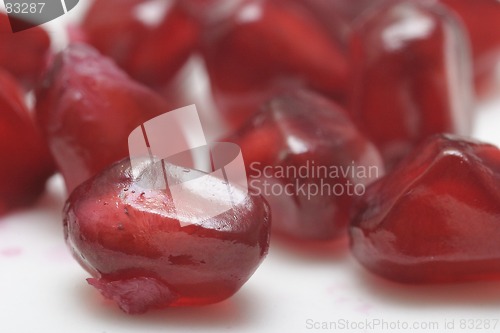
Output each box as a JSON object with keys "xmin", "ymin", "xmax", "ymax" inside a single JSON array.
[
  {"xmin": 81, "ymin": 0, "xmax": 199, "ymax": 88},
  {"xmin": 227, "ymin": 89, "xmax": 384, "ymax": 241},
  {"xmin": 439, "ymin": 0, "xmax": 500, "ymax": 95},
  {"xmin": 64, "ymin": 157, "xmax": 270, "ymax": 314},
  {"xmin": 201, "ymin": 0, "xmax": 349, "ymax": 129},
  {"xmin": 0, "ymin": 70, "xmax": 54, "ymax": 215},
  {"xmin": 349, "ymin": 0, "xmax": 474, "ymax": 169},
  {"xmin": 351, "ymin": 134, "xmax": 500, "ymax": 283},
  {"xmin": 0, "ymin": 13, "xmax": 50, "ymax": 89},
  {"xmin": 35, "ymin": 44, "xmax": 173, "ymax": 193}
]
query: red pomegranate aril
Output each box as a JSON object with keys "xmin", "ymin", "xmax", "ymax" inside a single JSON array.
[
  {"xmin": 81, "ymin": 0, "xmax": 199, "ymax": 88},
  {"xmin": 36, "ymin": 44, "xmax": 173, "ymax": 194},
  {"xmin": 349, "ymin": 0, "xmax": 474, "ymax": 169},
  {"xmin": 0, "ymin": 13, "xmax": 51, "ymax": 89},
  {"xmin": 227, "ymin": 89, "xmax": 384, "ymax": 242},
  {"xmin": 351, "ymin": 134, "xmax": 500, "ymax": 283},
  {"xmin": 80, "ymin": 0, "xmax": 146, "ymax": 63},
  {"xmin": 201, "ymin": 0, "xmax": 349, "ymax": 129},
  {"xmin": 64, "ymin": 157, "xmax": 271, "ymax": 314},
  {"xmin": 438, "ymin": 0, "xmax": 500, "ymax": 95},
  {"xmin": 0, "ymin": 70, "xmax": 54, "ymax": 215}
]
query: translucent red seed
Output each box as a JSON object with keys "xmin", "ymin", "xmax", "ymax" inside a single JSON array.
[
  {"xmin": 227, "ymin": 89, "xmax": 384, "ymax": 241},
  {"xmin": 349, "ymin": 0, "xmax": 474, "ymax": 169},
  {"xmin": 0, "ymin": 13, "xmax": 51, "ymax": 89},
  {"xmin": 64, "ymin": 157, "xmax": 271, "ymax": 314},
  {"xmin": 0, "ymin": 70, "xmax": 54, "ymax": 215},
  {"xmin": 439, "ymin": 0, "xmax": 500, "ymax": 95},
  {"xmin": 36, "ymin": 44, "xmax": 174, "ymax": 193},
  {"xmin": 351, "ymin": 134, "xmax": 500, "ymax": 283},
  {"xmin": 81, "ymin": 0, "xmax": 199, "ymax": 88},
  {"xmin": 200, "ymin": 0, "xmax": 348, "ymax": 129}
]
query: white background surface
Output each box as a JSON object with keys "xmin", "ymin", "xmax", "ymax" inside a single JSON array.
[{"xmin": 2, "ymin": 1, "xmax": 500, "ymax": 332}]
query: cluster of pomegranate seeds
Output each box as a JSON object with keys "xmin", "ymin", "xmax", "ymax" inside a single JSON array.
[
  {"xmin": 80, "ymin": 0, "xmax": 199, "ymax": 89},
  {"xmin": 2, "ymin": 0, "xmax": 500, "ymax": 315},
  {"xmin": 228, "ymin": 89, "xmax": 383, "ymax": 241},
  {"xmin": 0, "ymin": 13, "xmax": 51, "ymax": 89},
  {"xmin": 349, "ymin": 0, "xmax": 474, "ymax": 169},
  {"xmin": 35, "ymin": 44, "xmax": 173, "ymax": 193},
  {"xmin": 0, "ymin": 70, "xmax": 54, "ymax": 216},
  {"xmin": 199, "ymin": 0, "xmax": 348, "ymax": 129},
  {"xmin": 64, "ymin": 157, "xmax": 270, "ymax": 314},
  {"xmin": 351, "ymin": 135, "xmax": 500, "ymax": 283},
  {"xmin": 439, "ymin": 0, "xmax": 500, "ymax": 95}
]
